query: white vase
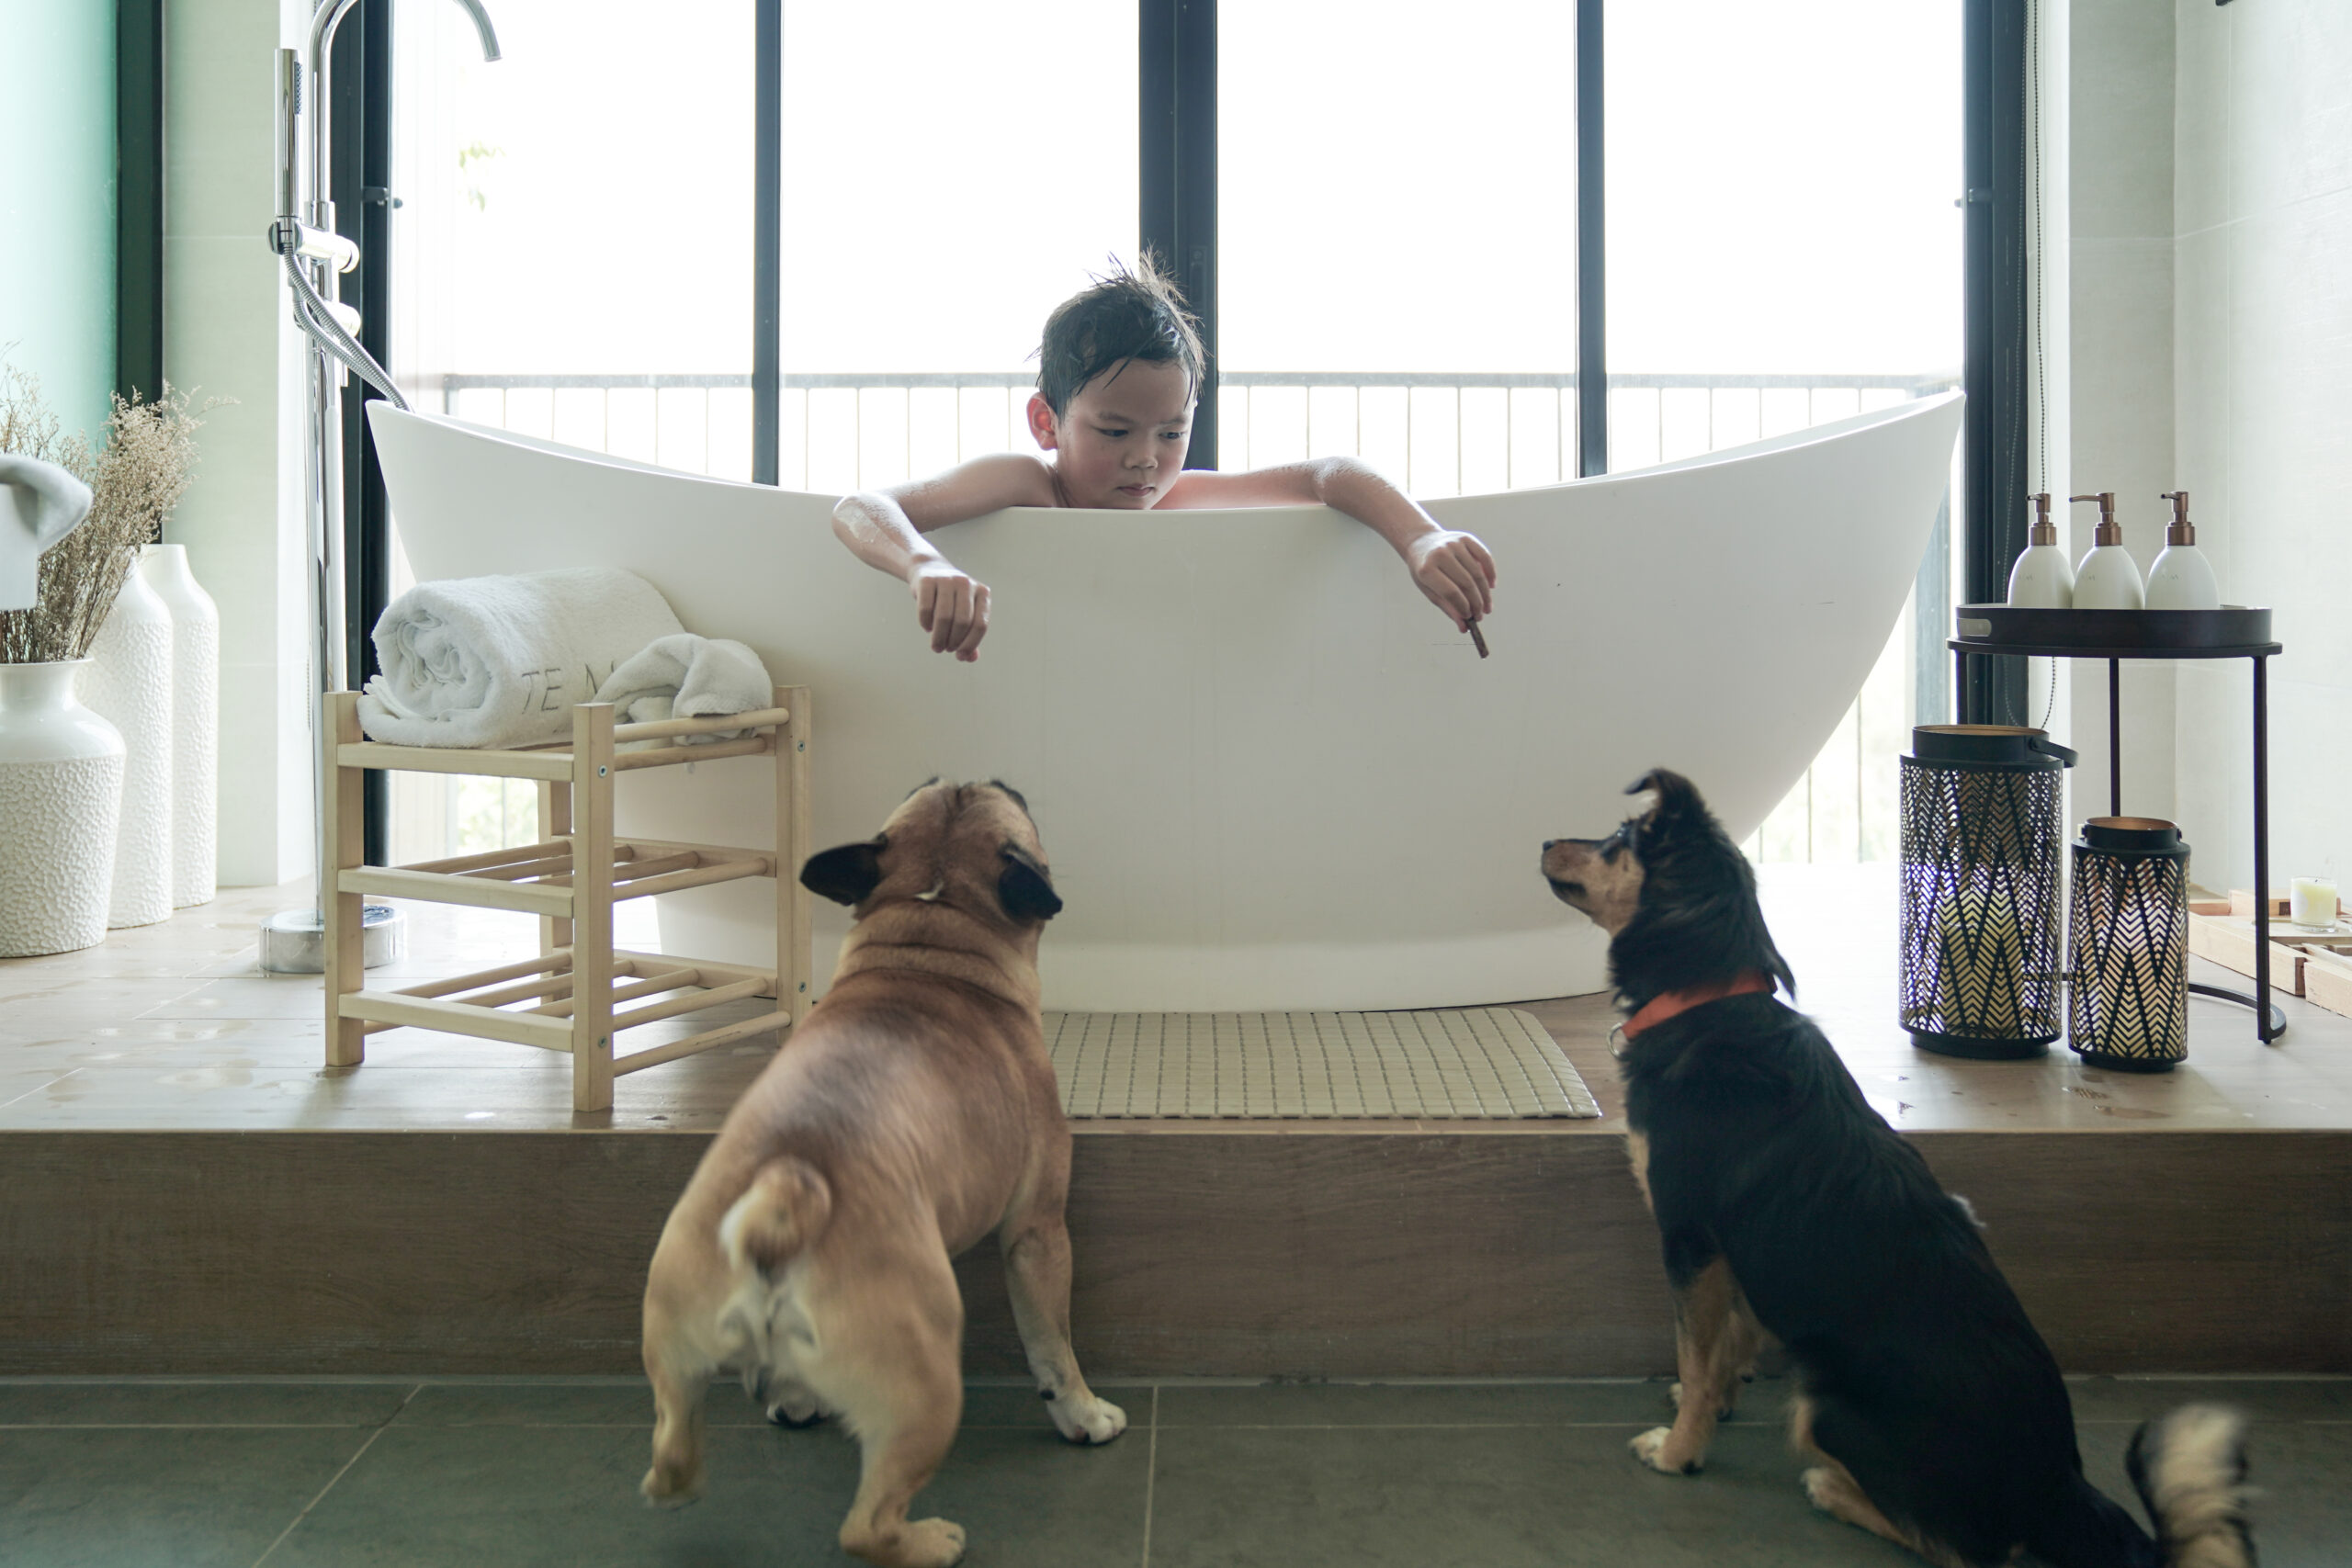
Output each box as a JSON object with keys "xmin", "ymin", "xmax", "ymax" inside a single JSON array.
[
  {"xmin": 139, "ymin": 544, "xmax": 220, "ymax": 907},
  {"xmin": 81, "ymin": 564, "xmax": 175, "ymax": 928},
  {"xmin": 0, "ymin": 661, "xmax": 126, "ymax": 956}
]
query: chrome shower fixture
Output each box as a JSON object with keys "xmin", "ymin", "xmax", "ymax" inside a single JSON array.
[{"xmin": 261, "ymin": 0, "xmax": 501, "ymax": 974}]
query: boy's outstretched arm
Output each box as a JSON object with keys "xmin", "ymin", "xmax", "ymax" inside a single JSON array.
[
  {"xmin": 831, "ymin": 454, "xmax": 1057, "ymax": 660},
  {"xmin": 1158, "ymin": 458, "xmax": 1497, "ymax": 632}
]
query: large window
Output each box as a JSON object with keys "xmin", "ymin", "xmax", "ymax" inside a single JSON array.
[
  {"xmin": 1218, "ymin": 0, "xmax": 1579, "ymax": 495},
  {"xmin": 775, "ymin": 0, "xmax": 1136, "ymax": 493},
  {"xmin": 387, "ymin": 0, "xmax": 756, "ymax": 864},
  {"xmin": 370, "ymin": 1, "xmax": 1963, "ymax": 866},
  {"xmin": 392, "ymin": 0, "xmax": 754, "ymax": 474},
  {"xmin": 1608, "ymin": 0, "xmax": 1962, "ymax": 862}
]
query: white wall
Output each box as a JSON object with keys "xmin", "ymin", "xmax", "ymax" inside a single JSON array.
[
  {"xmin": 2172, "ymin": 0, "xmax": 2352, "ymax": 892},
  {"xmin": 2068, "ymin": 0, "xmax": 2175, "ymax": 830},
  {"xmin": 164, "ymin": 0, "xmax": 313, "ymax": 887}
]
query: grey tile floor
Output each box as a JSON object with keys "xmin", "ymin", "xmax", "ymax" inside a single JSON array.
[{"xmin": 2, "ymin": 1376, "xmax": 2345, "ymax": 1567}]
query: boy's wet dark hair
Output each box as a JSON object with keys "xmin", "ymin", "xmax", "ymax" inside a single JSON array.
[{"xmin": 1035, "ymin": 254, "xmax": 1206, "ymax": 417}]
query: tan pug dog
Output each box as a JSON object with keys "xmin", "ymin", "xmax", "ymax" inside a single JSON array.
[{"xmin": 639, "ymin": 780, "xmax": 1125, "ymax": 1568}]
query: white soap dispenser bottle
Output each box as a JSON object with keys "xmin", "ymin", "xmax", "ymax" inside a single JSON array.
[
  {"xmin": 2006, "ymin": 491, "xmax": 2074, "ymax": 607},
  {"xmin": 2145, "ymin": 490, "xmax": 2222, "ymax": 610},
  {"xmin": 2070, "ymin": 491, "xmax": 2145, "ymax": 610}
]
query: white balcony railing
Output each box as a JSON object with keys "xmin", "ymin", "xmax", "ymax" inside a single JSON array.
[{"xmin": 419, "ymin": 369, "xmax": 1956, "ymax": 867}]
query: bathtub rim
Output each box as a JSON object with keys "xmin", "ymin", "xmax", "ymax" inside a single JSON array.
[{"xmin": 375, "ymin": 387, "xmax": 1963, "ymax": 513}]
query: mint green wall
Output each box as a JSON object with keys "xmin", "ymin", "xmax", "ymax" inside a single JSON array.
[{"xmin": 0, "ymin": 2, "xmax": 117, "ymax": 435}]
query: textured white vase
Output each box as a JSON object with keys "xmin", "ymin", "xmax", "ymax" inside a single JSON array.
[
  {"xmin": 0, "ymin": 661, "xmax": 126, "ymax": 955},
  {"xmin": 139, "ymin": 544, "xmax": 220, "ymax": 907},
  {"xmin": 80, "ymin": 564, "xmax": 175, "ymax": 928}
]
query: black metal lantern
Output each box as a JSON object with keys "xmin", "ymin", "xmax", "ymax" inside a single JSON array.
[
  {"xmin": 1899, "ymin": 725, "xmax": 2077, "ymax": 1057},
  {"xmin": 2067, "ymin": 817, "xmax": 2192, "ymax": 1072}
]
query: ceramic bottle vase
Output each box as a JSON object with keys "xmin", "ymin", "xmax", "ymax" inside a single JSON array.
[
  {"xmin": 0, "ymin": 661, "xmax": 126, "ymax": 955},
  {"xmin": 139, "ymin": 544, "xmax": 219, "ymax": 907},
  {"xmin": 80, "ymin": 564, "xmax": 175, "ymax": 928}
]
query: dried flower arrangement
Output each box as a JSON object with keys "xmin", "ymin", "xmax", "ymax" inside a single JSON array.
[{"xmin": 0, "ymin": 360, "xmax": 223, "ymax": 664}]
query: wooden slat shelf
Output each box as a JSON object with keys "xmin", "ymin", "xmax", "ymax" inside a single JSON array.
[{"xmin": 323, "ymin": 686, "xmax": 813, "ymax": 1111}]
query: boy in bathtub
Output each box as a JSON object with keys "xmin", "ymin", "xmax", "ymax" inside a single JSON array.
[{"xmin": 831, "ymin": 256, "xmax": 1497, "ymax": 660}]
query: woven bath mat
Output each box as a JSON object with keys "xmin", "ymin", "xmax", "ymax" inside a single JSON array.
[{"xmin": 1042, "ymin": 1008, "xmax": 1599, "ymax": 1121}]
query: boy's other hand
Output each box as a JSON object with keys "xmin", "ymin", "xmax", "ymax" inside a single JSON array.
[
  {"xmin": 1405, "ymin": 530, "xmax": 1498, "ymax": 632},
  {"xmin": 910, "ymin": 559, "xmax": 990, "ymax": 661}
]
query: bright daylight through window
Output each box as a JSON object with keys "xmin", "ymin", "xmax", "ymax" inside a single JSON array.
[
  {"xmin": 380, "ymin": 0, "xmax": 1960, "ymax": 867},
  {"xmin": 1219, "ymin": 0, "xmax": 1580, "ymax": 496},
  {"xmin": 1609, "ymin": 0, "xmax": 1962, "ymax": 863}
]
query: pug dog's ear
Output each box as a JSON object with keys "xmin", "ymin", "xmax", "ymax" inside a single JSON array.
[
  {"xmin": 800, "ymin": 839, "xmax": 886, "ymax": 907},
  {"xmin": 998, "ymin": 844, "xmax": 1063, "ymax": 922}
]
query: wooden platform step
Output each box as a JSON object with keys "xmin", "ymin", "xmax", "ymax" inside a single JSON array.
[{"xmin": 2, "ymin": 1122, "xmax": 2344, "ymax": 1380}]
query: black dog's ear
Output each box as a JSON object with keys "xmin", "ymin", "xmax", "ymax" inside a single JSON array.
[
  {"xmin": 998, "ymin": 844, "xmax": 1063, "ymax": 922},
  {"xmin": 1624, "ymin": 769, "xmax": 1704, "ymax": 818},
  {"xmin": 800, "ymin": 839, "xmax": 886, "ymax": 907}
]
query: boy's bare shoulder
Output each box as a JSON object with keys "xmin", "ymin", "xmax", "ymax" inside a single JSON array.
[
  {"xmin": 957, "ymin": 452, "xmax": 1063, "ymax": 504},
  {"xmin": 890, "ymin": 452, "xmax": 1063, "ymax": 527}
]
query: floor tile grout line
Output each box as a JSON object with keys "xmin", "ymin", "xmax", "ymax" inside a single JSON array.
[
  {"xmin": 249, "ymin": 1383, "xmax": 422, "ymax": 1568},
  {"xmin": 1138, "ymin": 1385, "xmax": 1159, "ymax": 1568},
  {"xmin": 0, "ymin": 1422, "xmax": 387, "ymax": 1430}
]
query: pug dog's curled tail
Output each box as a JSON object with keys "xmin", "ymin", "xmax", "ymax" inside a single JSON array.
[{"xmin": 718, "ymin": 1156, "xmax": 833, "ymax": 1276}]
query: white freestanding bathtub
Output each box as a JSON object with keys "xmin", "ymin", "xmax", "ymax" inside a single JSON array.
[{"xmin": 369, "ymin": 392, "xmax": 1962, "ymax": 1010}]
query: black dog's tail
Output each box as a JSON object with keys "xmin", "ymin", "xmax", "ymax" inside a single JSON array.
[
  {"xmin": 2130, "ymin": 1404, "xmax": 2255, "ymax": 1567},
  {"xmin": 2026, "ymin": 1404, "xmax": 2253, "ymax": 1568}
]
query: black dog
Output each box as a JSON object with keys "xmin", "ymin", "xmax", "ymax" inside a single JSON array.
[{"xmin": 1542, "ymin": 769, "xmax": 2252, "ymax": 1568}]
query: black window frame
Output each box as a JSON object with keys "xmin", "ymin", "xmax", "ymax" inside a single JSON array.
[
  {"xmin": 1960, "ymin": 0, "xmax": 2032, "ymax": 725},
  {"xmin": 1138, "ymin": 0, "xmax": 1218, "ymax": 468},
  {"xmin": 115, "ymin": 0, "xmax": 166, "ymax": 407},
  {"xmin": 330, "ymin": 0, "xmax": 396, "ymax": 863}
]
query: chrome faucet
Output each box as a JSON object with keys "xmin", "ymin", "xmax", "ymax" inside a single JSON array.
[
  {"xmin": 271, "ymin": 0, "xmax": 502, "ymax": 410},
  {"xmin": 261, "ymin": 0, "xmax": 501, "ymax": 972}
]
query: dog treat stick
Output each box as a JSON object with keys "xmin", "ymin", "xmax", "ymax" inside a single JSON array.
[{"xmin": 1468, "ymin": 617, "xmax": 1490, "ymax": 659}]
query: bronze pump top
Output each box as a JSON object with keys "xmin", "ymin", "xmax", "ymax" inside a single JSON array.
[
  {"xmin": 2070, "ymin": 491, "xmax": 2122, "ymax": 547},
  {"xmin": 2161, "ymin": 490, "xmax": 2195, "ymax": 546},
  {"xmin": 2028, "ymin": 491, "xmax": 2056, "ymax": 547}
]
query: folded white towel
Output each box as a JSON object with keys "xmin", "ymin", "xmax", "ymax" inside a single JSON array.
[
  {"xmin": 593, "ymin": 633, "xmax": 775, "ymax": 742},
  {"xmin": 358, "ymin": 568, "xmax": 683, "ymax": 748}
]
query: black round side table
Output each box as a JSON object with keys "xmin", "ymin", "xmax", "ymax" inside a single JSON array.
[{"xmin": 1951, "ymin": 605, "xmax": 2287, "ymax": 1043}]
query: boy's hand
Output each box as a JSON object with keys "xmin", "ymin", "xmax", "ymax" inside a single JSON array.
[
  {"xmin": 1404, "ymin": 530, "xmax": 1498, "ymax": 632},
  {"xmin": 910, "ymin": 558, "xmax": 990, "ymax": 661}
]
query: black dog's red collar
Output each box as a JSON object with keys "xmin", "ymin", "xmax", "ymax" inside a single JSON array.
[{"xmin": 1619, "ymin": 970, "xmax": 1776, "ymax": 1043}]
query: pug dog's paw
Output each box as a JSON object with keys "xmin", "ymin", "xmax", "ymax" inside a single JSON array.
[
  {"xmin": 765, "ymin": 1387, "xmax": 827, "ymax": 1428},
  {"xmin": 1631, "ymin": 1426, "xmax": 1702, "ymax": 1474},
  {"xmin": 640, "ymin": 1461, "xmax": 706, "ymax": 1508},
  {"xmin": 850, "ymin": 1517, "xmax": 966, "ymax": 1568},
  {"xmin": 1046, "ymin": 1391, "xmax": 1127, "ymax": 1445}
]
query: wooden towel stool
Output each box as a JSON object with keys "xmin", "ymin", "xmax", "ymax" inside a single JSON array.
[{"xmin": 321, "ymin": 684, "xmax": 811, "ymax": 1111}]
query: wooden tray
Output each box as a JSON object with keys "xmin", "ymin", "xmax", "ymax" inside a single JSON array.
[
  {"xmin": 2303, "ymin": 948, "xmax": 2352, "ymax": 1019},
  {"xmin": 2189, "ymin": 915, "xmax": 2313, "ymax": 997},
  {"xmin": 2190, "ymin": 912, "xmax": 2352, "ymax": 1001}
]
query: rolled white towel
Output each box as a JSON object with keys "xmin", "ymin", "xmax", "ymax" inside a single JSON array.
[
  {"xmin": 593, "ymin": 634, "xmax": 776, "ymax": 742},
  {"xmin": 358, "ymin": 568, "xmax": 682, "ymax": 748}
]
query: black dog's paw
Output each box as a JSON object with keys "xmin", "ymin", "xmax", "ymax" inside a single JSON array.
[{"xmin": 1668, "ymin": 1382, "xmax": 1736, "ymax": 1420}]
